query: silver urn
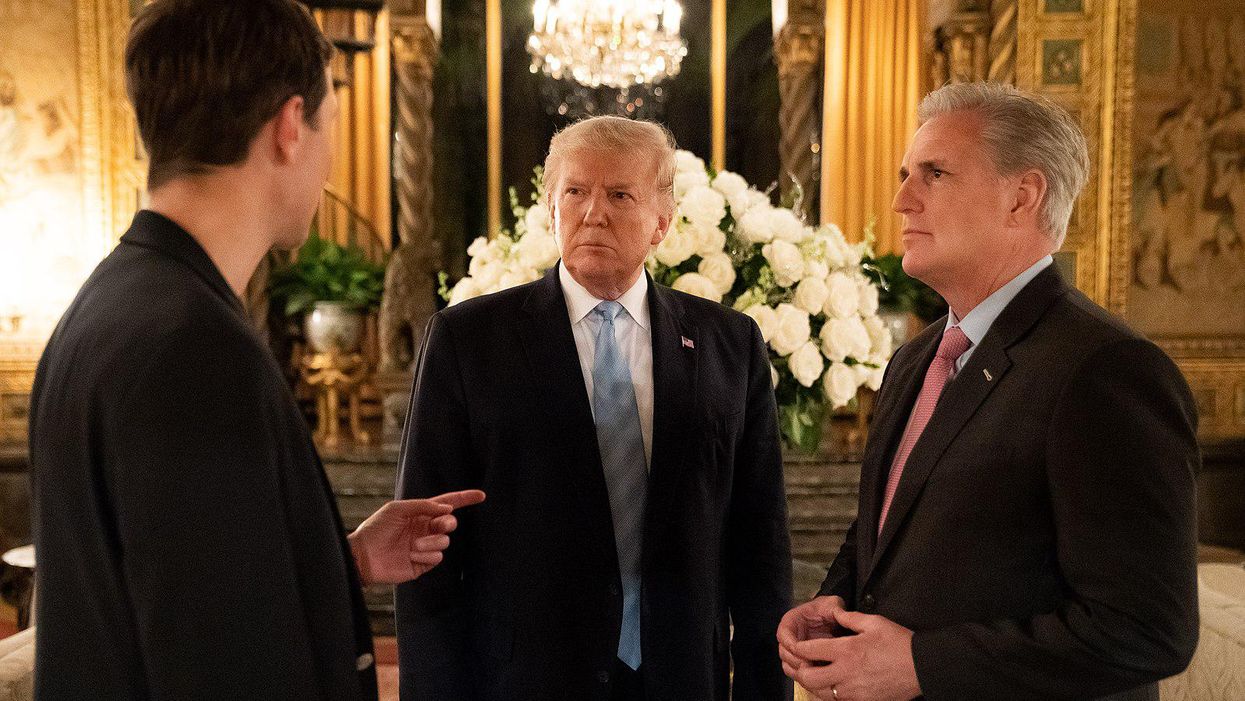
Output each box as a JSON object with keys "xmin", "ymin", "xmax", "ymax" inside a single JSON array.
[{"xmin": 304, "ymin": 301, "xmax": 365, "ymax": 354}]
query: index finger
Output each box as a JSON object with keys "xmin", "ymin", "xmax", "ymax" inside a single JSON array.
[{"xmin": 430, "ymin": 489, "xmax": 486, "ymax": 510}]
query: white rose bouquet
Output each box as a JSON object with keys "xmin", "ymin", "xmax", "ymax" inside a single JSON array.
[{"xmin": 441, "ymin": 156, "xmax": 893, "ymax": 452}]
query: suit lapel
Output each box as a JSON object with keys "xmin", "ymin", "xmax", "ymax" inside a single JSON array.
[
  {"xmin": 644, "ymin": 281, "xmax": 698, "ymax": 531},
  {"xmin": 865, "ymin": 266, "xmax": 1070, "ymax": 579},
  {"xmin": 856, "ymin": 328, "xmax": 940, "ymax": 564},
  {"xmin": 517, "ymin": 266, "xmax": 606, "ymax": 496}
]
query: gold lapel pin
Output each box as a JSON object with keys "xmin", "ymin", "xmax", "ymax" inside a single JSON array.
[{"xmin": 983, "ymin": 369, "xmax": 993, "ymax": 382}]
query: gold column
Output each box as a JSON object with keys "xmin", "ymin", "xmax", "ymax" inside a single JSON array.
[
  {"xmin": 775, "ymin": 0, "xmax": 825, "ymax": 217},
  {"xmin": 711, "ymin": 0, "xmax": 727, "ymax": 171},
  {"xmin": 820, "ymin": 0, "xmax": 924, "ymax": 252},
  {"xmin": 487, "ymin": 0, "xmax": 502, "ymax": 237}
]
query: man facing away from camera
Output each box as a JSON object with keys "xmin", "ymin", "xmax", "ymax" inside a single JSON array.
[
  {"xmin": 778, "ymin": 81, "xmax": 1200, "ymax": 701},
  {"xmin": 29, "ymin": 2, "xmax": 481, "ymax": 698}
]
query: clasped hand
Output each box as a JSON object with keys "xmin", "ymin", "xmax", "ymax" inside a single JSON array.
[
  {"xmin": 347, "ymin": 489, "xmax": 486, "ymax": 586},
  {"xmin": 777, "ymin": 595, "xmax": 922, "ymax": 701}
]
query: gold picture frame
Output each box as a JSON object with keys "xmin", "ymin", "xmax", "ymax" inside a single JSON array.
[
  {"xmin": 0, "ymin": 0, "xmax": 140, "ymax": 448},
  {"xmin": 1014, "ymin": 0, "xmax": 1245, "ymax": 440}
]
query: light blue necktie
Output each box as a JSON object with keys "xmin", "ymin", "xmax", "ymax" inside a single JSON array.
[{"xmin": 590, "ymin": 300, "xmax": 647, "ymax": 671}]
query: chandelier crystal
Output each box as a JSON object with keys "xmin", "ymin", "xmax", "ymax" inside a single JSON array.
[{"xmin": 527, "ymin": 0, "xmax": 688, "ymax": 90}]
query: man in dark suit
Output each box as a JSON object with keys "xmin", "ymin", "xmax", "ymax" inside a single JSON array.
[
  {"xmin": 28, "ymin": 2, "xmax": 482, "ymax": 698},
  {"xmin": 395, "ymin": 116, "xmax": 793, "ymax": 700},
  {"xmin": 778, "ymin": 82, "xmax": 1200, "ymax": 701}
]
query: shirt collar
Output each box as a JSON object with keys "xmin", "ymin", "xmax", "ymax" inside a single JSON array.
[
  {"xmin": 946, "ymin": 255, "xmax": 1053, "ymax": 346},
  {"xmin": 559, "ymin": 261, "xmax": 651, "ymax": 330}
]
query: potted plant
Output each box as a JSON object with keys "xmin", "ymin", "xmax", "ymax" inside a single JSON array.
[
  {"xmin": 862, "ymin": 252, "xmax": 948, "ymax": 347},
  {"xmin": 268, "ymin": 232, "xmax": 386, "ymax": 354}
]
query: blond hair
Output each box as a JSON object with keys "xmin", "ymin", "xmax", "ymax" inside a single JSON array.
[
  {"xmin": 918, "ymin": 82, "xmax": 1090, "ymax": 246},
  {"xmin": 543, "ymin": 116, "xmax": 677, "ymax": 212}
]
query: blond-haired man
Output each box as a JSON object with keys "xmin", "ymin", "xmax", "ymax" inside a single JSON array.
[
  {"xmin": 396, "ymin": 116, "xmax": 793, "ymax": 700},
  {"xmin": 778, "ymin": 82, "xmax": 1199, "ymax": 701}
]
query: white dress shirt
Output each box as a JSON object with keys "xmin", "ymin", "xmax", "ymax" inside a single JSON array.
[
  {"xmin": 559, "ymin": 262, "xmax": 654, "ymax": 467},
  {"xmin": 945, "ymin": 255, "xmax": 1053, "ymax": 374}
]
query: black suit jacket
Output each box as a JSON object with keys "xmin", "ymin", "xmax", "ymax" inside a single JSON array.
[
  {"xmin": 395, "ymin": 265, "xmax": 793, "ymax": 700},
  {"xmin": 29, "ymin": 211, "xmax": 376, "ymax": 700},
  {"xmin": 819, "ymin": 266, "xmax": 1200, "ymax": 700}
]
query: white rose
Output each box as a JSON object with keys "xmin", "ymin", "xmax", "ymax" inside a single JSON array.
[
  {"xmin": 762, "ymin": 240, "xmax": 805, "ymax": 288},
  {"xmin": 466, "ymin": 236, "xmax": 492, "ymax": 261},
  {"xmin": 469, "ymin": 258, "xmax": 504, "ymax": 291},
  {"xmin": 864, "ymin": 315, "xmax": 893, "ymax": 359},
  {"xmin": 823, "ymin": 271, "xmax": 861, "ymax": 319},
  {"xmin": 674, "ymin": 170, "xmax": 711, "ymax": 199},
  {"xmin": 814, "ymin": 226, "xmax": 848, "ymax": 267},
  {"xmin": 804, "ymin": 258, "xmax": 829, "ymax": 281},
  {"xmin": 654, "ymin": 227, "xmax": 697, "ymax": 267},
  {"xmin": 698, "ymin": 252, "xmax": 736, "ymax": 294},
  {"xmin": 789, "ymin": 341, "xmax": 825, "ymax": 388},
  {"xmin": 866, "ymin": 363, "xmax": 886, "ymax": 391},
  {"xmin": 852, "ymin": 363, "xmax": 873, "ymax": 384},
  {"xmin": 744, "ymin": 304, "xmax": 778, "ymax": 342},
  {"xmin": 711, "ymin": 171, "xmax": 749, "ymax": 201},
  {"xmin": 679, "ymin": 185, "xmax": 727, "ymax": 230},
  {"xmin": 793, "ymin": 277, "xmax": 829, "ymax": 315},
  {"xmin": 693, "ymin": 223, "xmax": 726, "ymax": 257},
  {"xmin": 737, "ymin": 206, "xmax": 776, "ymax": 244},
  {"xmin": 675, "ymin": 149, "xmax": 705, "ymax": 174},
  {"xmin": 858, "ymin": 278, "xmax": 880, "ymax": 317},
  {"xmin": 770, "ymin": 303, "xmax": 811, "ymax": 356},
  {"xmin": 447, "ymin": 277, "xmax": 483, "ymax": 306},
  {"xmin": 822, "ymin": 361, "xmax": 860, "ymax": 408},
  {"xmin": 671, "ymin": 272, "xmax": 722, "ymax": 302},
  {"xmin": 498, "ymin": 266, "xmax": 540, "ymax": 289},
  {"xmin": 768, "ymin": 208, "xmax": 808, "ymax": 243},
  {"xmin": 523, "ymin": 203, "xmax": 551, "ymax": 237},
  {"xmin": 513, "ymin": 233, "xmax": 560, "ymax": 270},
  {"xmin": 820, "ymin": 316, "xmax": 872, "ymax": 362},
  {"xmin": 770, "ymin": 363, "xmax": 780, "ymax": 389}
]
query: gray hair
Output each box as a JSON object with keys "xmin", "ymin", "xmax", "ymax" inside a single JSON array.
[
  {"xmin": 918, "ymin": 82, "xmax": 1090, "ymax": 245},
  {"xmin": 543, "ymin": 116, "xmax": 677, "ymax": 213}
]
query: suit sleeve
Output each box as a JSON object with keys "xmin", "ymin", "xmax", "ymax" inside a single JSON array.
[
  {"xmin": 910, "ymin": 338, "xmax": 1200, "ymax": 700},
  {"xmin": 394, "ymin": 312, "xmax": 476, "ymax": 698},
  {"xmin": 107, "ymin": 328, "xmax": 323, "ymax": 700},
  {"xmin": 726, "ymin": 319, "xmax": 795, "ymax": 701}
]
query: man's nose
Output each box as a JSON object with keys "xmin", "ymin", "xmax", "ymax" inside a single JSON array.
[
  {"xmin": 583, "ymin": 192, "xmax": 609, "ymax": 226},
  {"xmin": 892, "ymin": 179, "xmax": 920, "ymax": 215}
]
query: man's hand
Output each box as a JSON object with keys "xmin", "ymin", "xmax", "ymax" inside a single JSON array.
[
  {"xmin": 348, "ymin": 489, "xmax": 486, "ymax": 586},
  {"xmin": 790, "ymin": 609, "xmax": 921, "ymax": 701},
  {"xmin": 777, "ymin": 595, "xmax": 848, "ymax": 677}
]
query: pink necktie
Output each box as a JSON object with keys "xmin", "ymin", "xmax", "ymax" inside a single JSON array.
[{"xmin": 877, "ymin": 326, "xmax": 972, "ymax": 535}]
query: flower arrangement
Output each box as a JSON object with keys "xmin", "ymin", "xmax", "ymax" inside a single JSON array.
[{"xmin": 440, "ymin": 155, "xmax": 892, "ymax": 452}]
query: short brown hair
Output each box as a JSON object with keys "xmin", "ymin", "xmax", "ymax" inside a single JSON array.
[{"xmin": 125, "ymin": 0, "xmax": 333, "ymax": 189}]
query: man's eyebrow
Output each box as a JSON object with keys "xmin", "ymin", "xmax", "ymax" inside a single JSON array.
[
  {"xmin": 898, "ymin": 166, "xmax": 909, "ymax": 181},
  {"xmin": 916, "ymin": 159, "xmax": 947, "ymax": 172}
]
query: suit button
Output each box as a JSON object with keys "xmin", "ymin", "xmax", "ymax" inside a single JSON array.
[
  {"xmin": 597, "ymin": 670, "xmax": 610, "ymax": 684},
  {"xmin": 861, "ymin": 594, "xmax": 877, "ymax": 612},
  {"xmin": 609, "ymin": 583, "xmax": 620, "ymax": 596},
  {"xmin": 355, "ymin": 653, "xmax": 374, "ymax": 671}
]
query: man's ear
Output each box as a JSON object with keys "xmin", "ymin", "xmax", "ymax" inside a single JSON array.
[
  {"xmin": 652, "ymin": 208, "xmax": 673, "ymax": 246},
  {"xmin": 273, "ymin": 94, "xmax": 307, "ymax": 163},
  {"xmin": 1009, "ymin": 169, "xmax": 1046, "ymax": 229}
]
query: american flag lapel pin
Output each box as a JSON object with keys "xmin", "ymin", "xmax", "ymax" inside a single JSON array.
[{"xmin": 681, "ymin": 336, "xmax": 695, "ymax": 349}]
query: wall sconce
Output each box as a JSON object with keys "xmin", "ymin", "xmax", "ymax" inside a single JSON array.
[{"xmin": 299, "ymin": 0, "xmax": 386, "ymax": 87}]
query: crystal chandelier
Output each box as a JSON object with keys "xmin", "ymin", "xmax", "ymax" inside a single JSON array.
[{"xmin": 527, "ymin": 0, "xmax": 688, "ymax": 90}]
